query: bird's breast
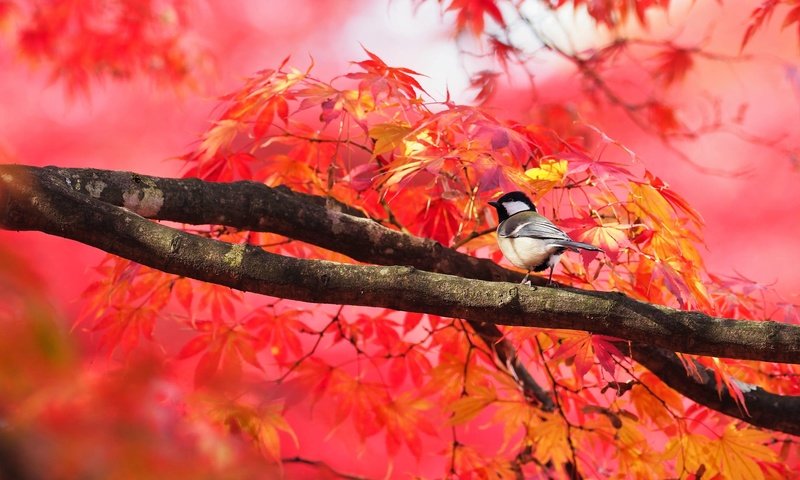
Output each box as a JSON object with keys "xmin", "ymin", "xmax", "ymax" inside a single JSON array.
[{"xmin": 496, "ymin": 236, "xmax": 563, "ymax": 270}]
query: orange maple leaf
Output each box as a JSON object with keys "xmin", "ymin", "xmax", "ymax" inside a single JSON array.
[{"xmin": 381, "ymin": 392, "xmax": 436, "ymax": 458}]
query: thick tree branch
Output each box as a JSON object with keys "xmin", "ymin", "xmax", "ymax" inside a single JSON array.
[
  {"xmin": 26, "ymin": 166, "xmax": 519, "ymax": 283},
  {"xmin": 10, "ymin": 165, "xmax": 555, "ymax": 406},
  {"xmin": 631, "ymin": 344, "xmax": 800, "ymax": 436},
  {"xmin": 4, "ymin": 165, "xmax": 796, "ymax": 362},
  {"xmin": 2, "ymin": 164, "xmax": 800, "ymax": 435}
]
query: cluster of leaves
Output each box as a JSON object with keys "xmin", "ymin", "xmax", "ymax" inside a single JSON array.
[
  {"xmin": 742, "ymin": 0, "xmax": 800, "ymax": 51},
  {"xmin": 70, "ymin": 50, "xmax": 800, "ymax": 477},
  {"xmin": 0, "ymin": 0, "xmax": 206, "ymax": 95},
  {"xmin": 425, "ymin": 0, "xmax": 800, "ymax": 169},
  {"xmin": 431, "ymin": 0, "xmax": 669, "ymax": 35}
]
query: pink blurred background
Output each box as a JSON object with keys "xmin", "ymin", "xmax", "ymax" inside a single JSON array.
[{"xmin": 0, "ymin": 0, "xmax": 798, "ymax": 474}]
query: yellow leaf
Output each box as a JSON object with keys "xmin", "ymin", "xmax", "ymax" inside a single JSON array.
[
  {"xmin": 713, "ymin": 424, "xmax": 778, "ymax": 480},
  {"xmin": 403, "ymin": 129, "xmax": 433, "ymax": 157},
  {"xmin": 453, "ymin": 444, "xmax": 517, "ymax": 479},
  {"xmin": 580, "ymin": 221, "xmax": 629, "ymax": 255},
  {"xmin": 492, "ymin": 399, "xmax": 537, "ymax": 452},
  {"xmin": 664, "ymin": 433, "xmax": 714, "ymax": 477},
  {"xmin": 208, "ymin": 399, "xmax": 298, "ymax": 462},
  {"xmin": 664, "ymin": 425, "xmax": 778, "ymax": 480},
  {"xmin": 524, "ymin": 158, "xmax": 567, "ymax": 196},
  {"xmin": 369, "ymin": 121, "xmax": 413, "ymax": 156},
  {"xmin": 343, "ymin": 89, "xmax": 375, "ymax": 120},
  {"xmin": 199, "ymin": 119, "xmax": 241, "ymax": 160},
  {"xmin": 447, "ymin": 385, "xmax": 496, "ymax": 425},
  {"xmin": 629, "ymin": 378, "xmax": 683, "ymax": 429},
  {"xmin": 525, "ymin": 158, "xmax": 567, "ymax": 181},
  {"xmin": 616, "ymin": 417, "xmax": 665, "ymax": 479},
  {"xmin": 376, "ymin": 157, "xmax": 426, "ymax": 188},
  {"xmin": 529, "ymin": 412, "xmax": 570, "ymax": 466}
]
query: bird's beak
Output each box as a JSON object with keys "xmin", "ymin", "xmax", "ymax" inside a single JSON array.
[{"xmin": 488, "ymin": 201, "xmax": 499, "ymax": 207}]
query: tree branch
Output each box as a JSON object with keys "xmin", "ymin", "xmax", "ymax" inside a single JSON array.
[
  {"xmin": 631, "ymin": 344, "xmax": 800, "ymax": 436},
  {"xmin": 7, "ymin": 165, "xmax": 556, "ymax": 408},
  {"xmin": 2, "ymin": 164, "xmax": 800, "ymax": 435}
]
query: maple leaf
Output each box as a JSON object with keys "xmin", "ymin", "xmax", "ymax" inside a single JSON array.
[
  {"xmin": 665, "ymin": 432, "xmax": 714, "ymax": 478},
  {"xmin": 351, "ymin": 311, "xmax": 402, "ymax": 354},
  {"xmin": 196, "ymin": 119, "xmax": 242, "ymax": 162},
  {"xmin": 709, "ymin": 424, "xmax": 778, "ymax": 480},
  {"xmin": 469, "ymin": 70, "xmax": 500, "ymax": 104},
  {"xmin": 709, "ymin": 357, "xmax": 750, "ymax": 414},
  {"xmin": 402, "ymin": 312, "xmax": 425, "ymax": 334},
  {"xmin": 562, "ymin": 216, "xmax": 630, "ymax": 261},
  {"xmin": 287, "ymin": 359, "xmax": 337, "ymax": 404},
  {"xmin": 584, "ymin": 0, "xmax": 616, "ymax": 28},
  {"xmin": 178, "ymin": 317, "xmax": 265, "ymax": 387},
  {"xmin": 741, "ymin": 0, "xmax": 781, "ymax": 50},
  {"xmin": 629, "ymin": 179, "xmax": 680, "ymax": 234},
  {"xmin": 426, "ymin": 357, "xmax": 473, "ymax": 400},
  {"xmin": 194, "ymin": 283, "xmax": 242, "ymax": 321},
  {"xmin": 492, "ymin": 399, "xmax": 538, "ymax": 452},
  {"xmin": 524, "ymin": 158, "xmax": 568, "ymax": 196},
  {"xmin": 614, "ymin": 416, "xmax": 667, "ymax": 478},
  {"xmin": 645, "ymin": 171, "xmax": 704, "ymax": 226},
  {"xmin": 369, "ymin": 121, "xmax": 414, "ymax": 157},
  {"xmin": 550, "ymin": 331, "xmax": 624, "ymax": 378},
  {"xmin": 253, "ymin": 95, "xmax": 290, "ymax": 138},
  {"xmin": 330, "ymin": 374, "xmax": 391, "ymax": 440},
  {"xmin": 380, "ymin": 392, "xmax": 436, "ymax": 458},
  {"xmin": 184, "ymin": 152, "xmax": 255, "ymax": 182},
  {"xmin": 655, "ymin": 47, "xmax": 694, "ymax": 86},
  {"xmin": 247, "ymin": 310, "xmax": 305, "ymax": 365},
  {"xmin": 529, "ymin": 412, "xmax": 570, "ymax": 466},
  {"xmin": 347, "ymin": 47, "xmax": 425, "ymax": 100},
  {"xmin": 172, "ymin": 277, "xmax": 194, "ymax": 311},
  {"xmin": 79, "ymin": 257, "xmax": 141, "ymax": 322},
  {"xmin": 645, "ymin": 101, "xmax": 682, "ymax": 136},
  {"xmin": 209, "ymin": 399, "xmax": 298, "ymax": 461},
  {"xmin": 565, "ymin": 150, "xmax": 634, "ymax": 180},
  {"xmin": 92, "ymin": 303, "xmax": 161, "ymax": 354},
  {"xmin": 79, "ymin": 258, "xmax": 173, "ymax": 355},
  {"xmin": 452, "ymin": 444, "xmax": 517, "ymax": 479},
  {"xmin": 13, "ymin": 0, "xmax": 205, "ymax": 94},
  {"xmin": 340, "ymin": 88, "xmax": 377, "ymax": 123},
  {"xmin": 629, "ymin": 375, "xmax": 684, "ymax": 430},
  {"xmin": 782, "ymin": 4, "xmax": 800, "ymax": 35},
  {"xmin": 475, "ymin": 118, "xmax": 533, "ymax": 161},
  {"xmin": 445, "ymin": 0, "xmax": 505, "ymax": 36},
  {"xmin": 406, "ymin": 348, "xmax": 433, "ymax": 387},
  {"xmin": 447, "ymin": 384, "xmax": 496, "ymax": 425},
  {"xmin": 488, "ymin": 37, "xmax": 517, "ymax": 70},
  {"xmin": 414, "ymin": 196, "xmax": 462, "ymax": 245}
]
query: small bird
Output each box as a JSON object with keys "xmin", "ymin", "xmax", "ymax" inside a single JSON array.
[{"xmin": 489, "ymin": 191, "xmax": 602, "ymax": 285}]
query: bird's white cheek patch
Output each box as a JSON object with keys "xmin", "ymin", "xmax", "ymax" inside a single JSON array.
[{"xmin": 501, "ymin": 200, "xmax": 531, "ymax": 216}]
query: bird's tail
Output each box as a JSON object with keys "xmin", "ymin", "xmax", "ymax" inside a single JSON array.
[{"xmin": 550, "ymin": 240, "xmax": 603, "ymax": 253}]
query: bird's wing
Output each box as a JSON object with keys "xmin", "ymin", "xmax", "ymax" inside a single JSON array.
[
  {"xmin": 498, "ymin": 214, "xmax": 571, "ymax": 241},
  {"xmin": 498, "ymin": 214, "xmax": 604, "ymax": 252}
]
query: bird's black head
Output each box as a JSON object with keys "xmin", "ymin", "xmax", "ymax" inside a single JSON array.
[{"xmin": 489, "ymin": 191, "xmax": 537, "ymax": 222}]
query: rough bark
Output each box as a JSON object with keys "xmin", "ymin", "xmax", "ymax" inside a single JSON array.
[{"xmin": 2, "ymin": 164, "xmax": 800, "ymax": 434}]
